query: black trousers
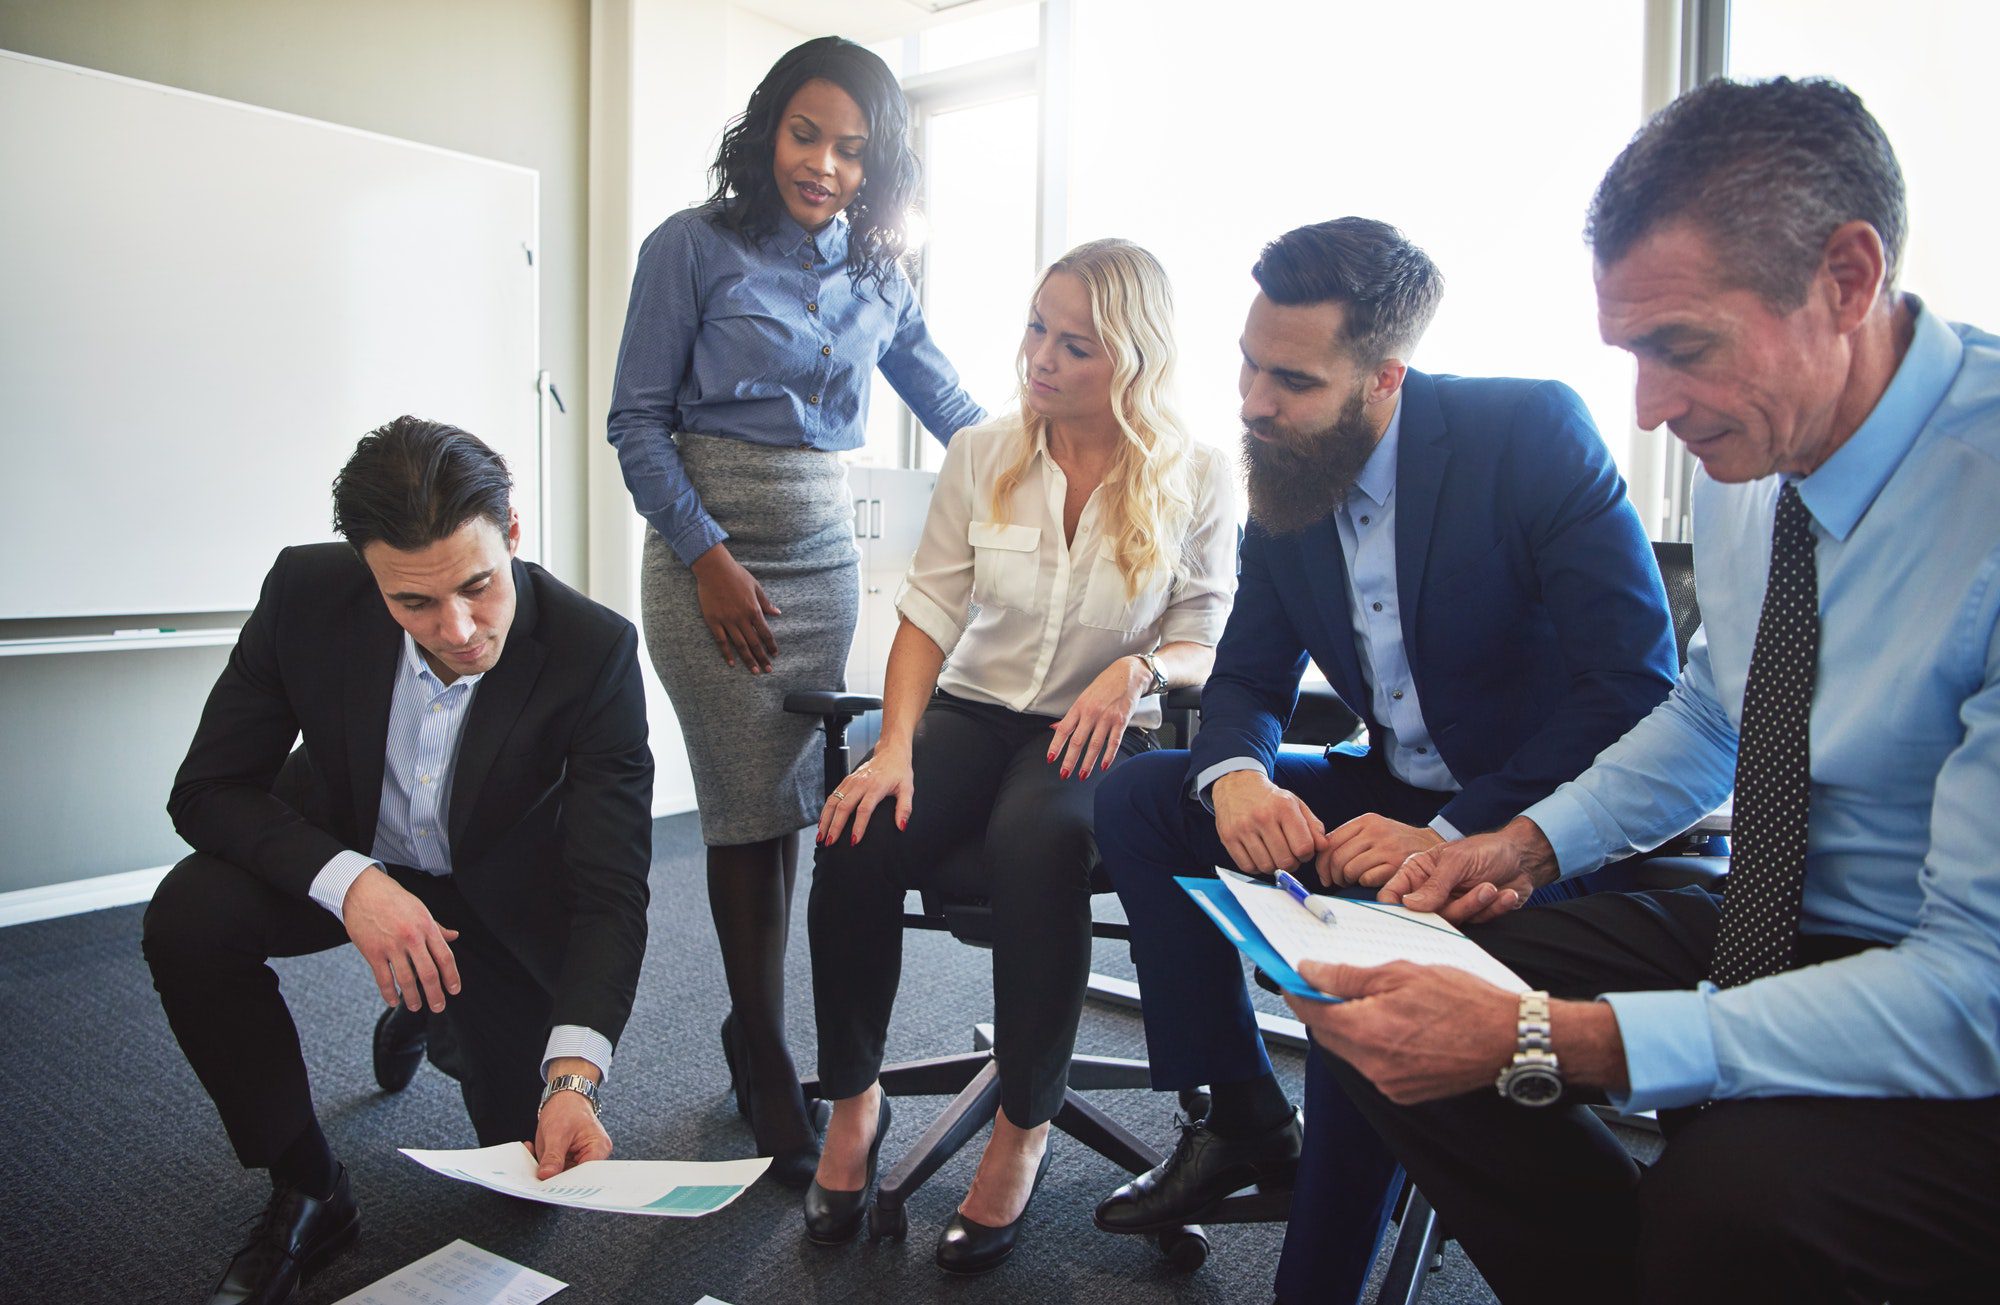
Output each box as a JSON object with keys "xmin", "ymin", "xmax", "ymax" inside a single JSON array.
[
  {"xmin": 809, "ymin": 691, "xmax": 1155, "ymax": 1128},
  {"xmin": 1319, "ymin": 886, "xmax": 2000, "ymax": 1304},
  {"xmin": 142, "ymin": 853, "xmax": 552, "ymax": 1170}
]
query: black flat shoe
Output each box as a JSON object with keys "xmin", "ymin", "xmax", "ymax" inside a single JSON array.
[
  {"xmin": 207, "ymin": 1164, "xmax": 359, "ymax": 1305},
  {"xmin": 934, "ymin": 1141, "xmax": 1055, "ymax": 1275},
  {"xmin": 1093, "ymin": 1110, "xmax": 1301, "ymax": 1234},
  {"xmin": 803, "ymin": 1094, "xmax": 892, "ymax": 1245},
  {"xmin": 372, "ymin": 1005, "xmax": 428, "ymax": 1093}
]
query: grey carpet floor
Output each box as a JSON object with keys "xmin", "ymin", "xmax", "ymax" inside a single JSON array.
[{"xmin": 0, "ymin": 812, "xmax": 1555, "ymax": 1304}]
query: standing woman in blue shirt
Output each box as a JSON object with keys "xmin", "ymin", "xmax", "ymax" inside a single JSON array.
[{"xmin": 608, "ymin": 36, "xmax": 984, "ymax": 1185}]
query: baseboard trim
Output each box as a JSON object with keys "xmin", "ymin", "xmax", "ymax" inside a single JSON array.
[{"xmin": 0, "ymin": 864, "xmax": 171, "ymax": 928}]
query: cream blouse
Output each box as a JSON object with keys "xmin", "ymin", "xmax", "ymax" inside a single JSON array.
[{"xmin": 893, "ymin": 413, "xmax": 1238, "ymax": 729}]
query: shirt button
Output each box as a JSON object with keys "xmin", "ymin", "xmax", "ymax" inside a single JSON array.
[
  {"xmin": 1392, "ymin": 690, "xmax": 1404, "ymax": 700},
  {"xmin": 430, "ymin": 703, "xmax": 441, "ymax": 713},
  {"xmin": 1371, "ymin": 601, "xmax": 1384, "ymax": 612},
  {"xmin": 802, "ymin": 260, "xmax": 813, "ymax": 270},
  {"xmin": 417, "ymin": 828, "xmax": 430, "ymax": 837},
  {"xmin": 821, "ymin": 345, "xmax": 832, "ymax": 357},
  {"xmin": 808, "ymin": 393, "xmax": 820, "ymax": 405},
  {"xmin": 421, "ymin": 774, "xmax": 433, "ymax": 785},
  {"xmin": 1360, "ymin": 515, "xmax": 1371, "ymax": 525},
  {"xmin": 807, "ymin": 302, "xmax": 819, "ymax": 313},
  {"xmin": 1415, "ymin": 747, "xmax": 1428, "ymax": 755}
]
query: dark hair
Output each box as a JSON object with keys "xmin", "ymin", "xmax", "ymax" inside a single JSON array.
[
  {"xmin": 1586, "ymin": 76, "xmax": 1906, "ymax": 311},
  {"xmin": 1251, "ymin": 218, "xmax": 1444, "ymax": 365},
  {"xmin": 706, "ymin": 35, "xmax": 918, "ymax": 289},
  {"xmin": 331, "ymin": 415, "xmax": 512, "ymax": 556}
]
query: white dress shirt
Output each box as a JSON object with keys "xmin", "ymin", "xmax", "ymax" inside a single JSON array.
[{"xmin": 894, "ymin": 414, "xmax": 1237, "ymax": 725}]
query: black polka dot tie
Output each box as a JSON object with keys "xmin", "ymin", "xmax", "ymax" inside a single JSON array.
[{"xmin": 1710, "ymin": 482, "xmax": 1819, "ymax": 989}]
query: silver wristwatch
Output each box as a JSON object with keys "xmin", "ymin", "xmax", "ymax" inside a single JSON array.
[
  {"xmin": 1495, "ymin": 990, "xmax": 1563, "ymax": 1107},
  {"xmin": 540, "ymin": 1072, "xmax": 601, "ymax": 1116},
  {"xmin": 1138, "ymin": 650, "xmax": 1169, "ymax": 696}
]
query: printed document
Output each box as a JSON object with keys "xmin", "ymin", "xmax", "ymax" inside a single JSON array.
[
  {"xmin": 334, "ymin": 1239, "xmax": 564, "ymax": 1304},
  {"xmin": 401, "ymin": 1143, "xmax": 769, "ymax": 1217},
  {"xmin": 1216, "ymin": 870, "xmax": 1528, "ymax": 993}
]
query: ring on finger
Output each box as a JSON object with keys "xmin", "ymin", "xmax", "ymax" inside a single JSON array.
[{"xmin": 831, "ymin": 789, "xmax": 847, "ymax": 801}]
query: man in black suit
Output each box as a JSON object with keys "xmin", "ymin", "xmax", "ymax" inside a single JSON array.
[{"xmin": 143, "ymin": 416, "xmax": 653, "ymax": 1305}]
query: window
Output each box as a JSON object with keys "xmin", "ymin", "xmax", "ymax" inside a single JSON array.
[
  {"xmin": 1729, "ymin": 0, "xmax": 2000, "ymax": 328},
  {"xmin": 1064, "ymin": 0, "xmax": 1649, "ymax": 476}
]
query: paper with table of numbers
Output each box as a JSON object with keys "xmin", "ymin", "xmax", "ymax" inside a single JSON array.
[
  {"xmin": 401, "ymin": 1142, "xmax": 769, "ymax": 1217},
  {"xmin": 334, "ymin": 1239, "xmax": 564, "ymax": 1304},
  {"xmin": 1216, "ymin": 869, "xmax": 1529, "ymax": 994}
]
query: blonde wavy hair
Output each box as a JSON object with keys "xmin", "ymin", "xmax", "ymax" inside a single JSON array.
[{"xmin": 989, "ymin": 239, "xmax": 1199, "ymax": 597}]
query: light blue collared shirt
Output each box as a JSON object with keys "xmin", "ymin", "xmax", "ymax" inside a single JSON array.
[
  {"xmin": 608, "ymin": 202, "xmax": 987, "ymax": 565},
  {"xmin": 1195, "ymin": 400, "xmax": 1463, "ymax": 839},
  {"xmin": 1524, "ymin": 300, "xmax": 2000, "ymax": 1111},
  {"xmin": 311, "ymin": 634, "xmax": 613, "ymax": 1080}
]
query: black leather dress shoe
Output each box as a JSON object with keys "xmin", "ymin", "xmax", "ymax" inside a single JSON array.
[
  {"xmin": 207, "ymin": 1165, "xmax": 359, "ymax": 1304},
  {"xmin": 935, "ymin": 1143, "xmax": 1055, "ymax": 1275},
  {"xmin": 1093, "ymin": 1111, "xmax": 1302, "ymax": 1234},
  {"xmin": 372, "ymin": 1005, "xmax": 428, "ymax": 1093},
  {"xmin": 802, "ymin": 1094, "xmax": 892, "ymax": 1245}
]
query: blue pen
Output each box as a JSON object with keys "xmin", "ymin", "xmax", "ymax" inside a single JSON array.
[{"xmin": 1274, "ymin": 869, "xmax": 1338, "ymax": 926}]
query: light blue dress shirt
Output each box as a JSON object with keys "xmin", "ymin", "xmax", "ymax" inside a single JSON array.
[
  {"xmin": 311, "ymin": 634, "xmax": 613, "ymax": 1079},
  {"xmin": 607, "ymin": 202, "xmax": 986, "ymax": 565},
  {"xmin": 1196, "ymin": 401, "xmax": 1463, "ymax": 838},
  {"xmin": 1524, "ymin": 301, "xmax": 2000, "ymax": 1112}
]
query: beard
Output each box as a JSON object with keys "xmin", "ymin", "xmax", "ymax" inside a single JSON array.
[{"xmin": 1240, "ymin": 390, "xmax": 1380, "ymax": 534}]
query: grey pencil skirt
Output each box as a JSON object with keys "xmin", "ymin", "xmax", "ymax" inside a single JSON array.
[{"xmin": 641, "ymin": 433, "xmax": 860, "ymax": 846}]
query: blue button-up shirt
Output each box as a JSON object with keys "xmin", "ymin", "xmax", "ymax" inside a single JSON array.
[
  {"xmin": 1525, "ymin": 301, "xmax": 2000, "ymax": 1111},
  {"xmin": 311, "ymin": 633, "xmax": 612, "ymax": 1079},
  {"xmin": 607, "ymin": 203, "xmax": 986, "ymax": 565},
  {"xmin": 1196, "ymin": 400, "xmax": 1462, "ymax": 838}
]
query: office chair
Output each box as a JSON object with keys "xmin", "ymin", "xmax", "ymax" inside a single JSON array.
[{"xmin": 783, "ymin": 689, "xmax": 1230, "ymax": 1266}]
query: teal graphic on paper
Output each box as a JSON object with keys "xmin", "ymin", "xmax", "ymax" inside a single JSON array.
[{"xmin": 644, "ymin": 1185, "xmax": 743, "ymax": 1214}]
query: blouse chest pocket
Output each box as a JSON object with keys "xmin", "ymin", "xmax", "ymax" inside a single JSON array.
[
  {"xmin": 968, "ymin": 521, "xmax": 1042, "ymax": 613},
  {"xmin": 1079, "ymin": 541, "xmax": 1170, "ymax": 633}
]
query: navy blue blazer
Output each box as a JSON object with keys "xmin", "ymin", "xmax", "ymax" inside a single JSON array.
[{"xmin": 1189, "ymin": 370, "xmax": 1677, "ymax": 835}]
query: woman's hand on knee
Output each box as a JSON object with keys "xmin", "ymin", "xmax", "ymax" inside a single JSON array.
[
  {"xmin": 818, "ymin": 751, "xmax": 914, "ymax": 846},
  {"xmin": 1048, "ymin": 656, "xmax": 1149, "ymax": 780}
]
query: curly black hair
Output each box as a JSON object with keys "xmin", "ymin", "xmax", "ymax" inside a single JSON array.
[{"xmin": 705, "ymin": 36, "xmax": 919, "ymax": 291}]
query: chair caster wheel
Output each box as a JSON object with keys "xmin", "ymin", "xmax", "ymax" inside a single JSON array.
[
  {"xmin": 1157, "ymin": 1225, "xmax": 1208, "ymax": 1271},
  {"xmin": 1178, "ymin": 1085, "xmax": 1212, "ymax": 1120},
  {"xmin": 869, "ymin": 1201, "xmax": 907, "ymax": 1242}
]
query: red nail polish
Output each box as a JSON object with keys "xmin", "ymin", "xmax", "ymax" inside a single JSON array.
[{"xmin": 850, "ymin": 831, "xmax": 858, "ymax": 845}]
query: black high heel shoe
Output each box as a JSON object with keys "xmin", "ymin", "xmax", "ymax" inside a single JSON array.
[
  {"xmin": 803, "ymin": 1093, "xmax": 893, "ymax": 1245},
  {"xmin": 935, "ymin": 1141, "xmax": 1055, "ymax": 1275},
  {"xmin": 724, "ymin": 1013, "xmax": 828, "ymax": 1188}
]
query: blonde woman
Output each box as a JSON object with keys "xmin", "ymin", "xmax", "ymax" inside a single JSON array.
[{"xmin": 802, "ymin": 240, "xmax": 1237, "ymax": 1271}]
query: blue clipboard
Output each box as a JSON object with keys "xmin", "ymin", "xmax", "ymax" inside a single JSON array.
[{"xmin": 1175, "ymin": 876, "xmax": 1338, "ymax": 1004}]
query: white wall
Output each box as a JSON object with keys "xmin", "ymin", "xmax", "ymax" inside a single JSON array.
[{"xmin": 0, "ymin": 0, "xmax": 591, "ymax": 892}]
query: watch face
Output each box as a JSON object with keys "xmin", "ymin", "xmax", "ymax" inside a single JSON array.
[{"xmin": 1504, "ymin": 1064, "xmax": 1564, "ymax": 1107}]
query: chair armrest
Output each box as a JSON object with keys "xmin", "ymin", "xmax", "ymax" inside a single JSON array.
[
  {"xmin": 783, "ymin": 690, "xmax": 883, "ymax": 717},
  {"xmin": 1163, "ymin": 685, "xmax": 1204, "ymax": 712}
]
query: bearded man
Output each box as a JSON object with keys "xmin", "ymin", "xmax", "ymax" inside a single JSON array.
[{"xmin": 1087, "ymin": 218, "xmax": 1678, "ymax": 1305}]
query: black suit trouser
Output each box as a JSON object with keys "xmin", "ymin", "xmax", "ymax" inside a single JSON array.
[
  {"xmin": 142, "ymin": 853, "xmax": 552, "ymax": 1169},
  {"xmin": 1316, "ymin": 886, "xmax": 2000, "ymax": 1304},
  {"xmin": 809, "ymin": 691, "xmax": 1154, "ymax": 1128}
]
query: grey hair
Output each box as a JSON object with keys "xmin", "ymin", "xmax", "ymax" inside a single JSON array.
[{"xmin": 1586, "ymin": 76, "xmax": 1906, "ymax": 311}]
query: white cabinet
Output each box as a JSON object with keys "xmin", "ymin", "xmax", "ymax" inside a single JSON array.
[{"xmin": 843, "ymin": 465, "xmax": 938, "ymax": 694}]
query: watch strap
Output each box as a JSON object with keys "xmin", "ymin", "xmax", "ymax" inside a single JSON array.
[{"xmin": 540, "ymin": 1072, "xmax": 600, "ymax": 1116}]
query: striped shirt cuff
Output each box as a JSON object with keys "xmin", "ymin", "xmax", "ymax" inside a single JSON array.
[
  {"xmin": 309, "ymin": 850, "xmax": 380, "ymax": 921},
  {"xmin": 542, "ymin": 1026, "xmax": 614, "ymax": 1083}
]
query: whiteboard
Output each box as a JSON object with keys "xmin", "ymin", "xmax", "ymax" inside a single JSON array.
[{"xmin": 0, "ymin": 51, "xmax": 541, "ymax": 618}]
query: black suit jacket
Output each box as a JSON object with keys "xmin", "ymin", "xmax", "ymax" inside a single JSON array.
[{"xmin": 169, "ymin": 543, "xmax": 654, "ymax": 1046}]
